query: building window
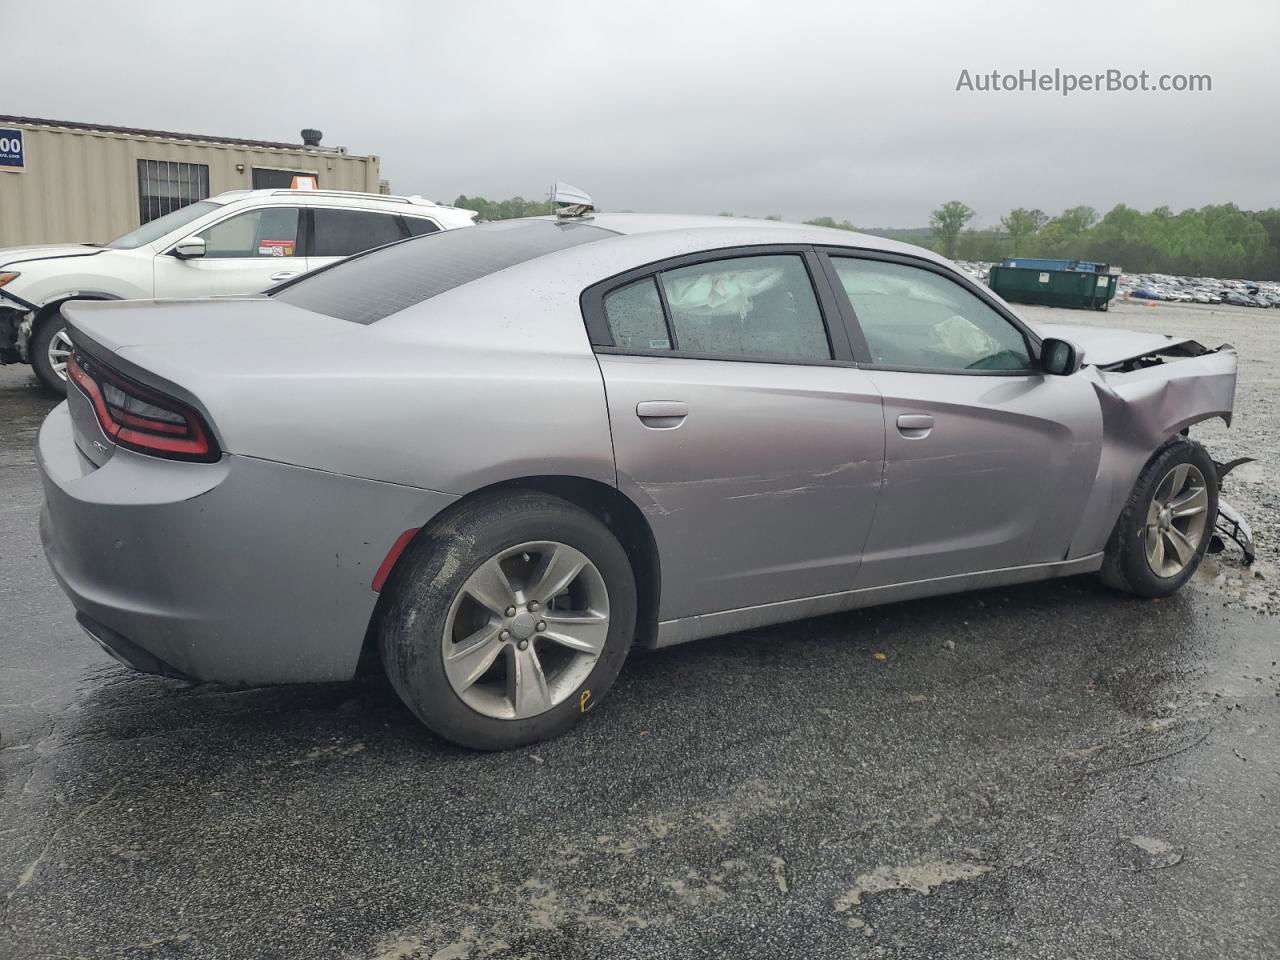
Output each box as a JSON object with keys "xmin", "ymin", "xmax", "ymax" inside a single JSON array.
[
  {"xmin": 137, "ymin": 159, "xmax": 210, "ymax": 224},
  {"xmin": 251, "ymin": 167, "xmax": 318, "ymax": 189}
]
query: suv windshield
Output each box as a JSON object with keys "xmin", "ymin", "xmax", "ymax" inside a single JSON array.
[
  {"xmin": 106, "ymin": 200, "xmax": 222, "ymax": 250},
  {"xmin": 272, "ymin": 219, "xmax": 615, "ymax": 324}
]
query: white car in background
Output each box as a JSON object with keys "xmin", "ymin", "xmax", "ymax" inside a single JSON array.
[{"xmin": 0, "ymin": 189, "xmax": 476, "ymax": 392}]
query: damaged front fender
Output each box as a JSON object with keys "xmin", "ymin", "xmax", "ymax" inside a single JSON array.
[{"xmin": 1069, "ymin": 344, "xmax": 1238, "ymax": 558}]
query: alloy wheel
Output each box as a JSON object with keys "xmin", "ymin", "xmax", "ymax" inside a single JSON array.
[
  {"xmin": 48, "ymin": 327, "xmax": 74, "ymax": 381},
  {"xmin": 442, "ymin": 541, "xmax": 610, "ymax": 720},
  {"xmin": 1145, "ymin": 463, "xmax": 1210, "ymax": 578}
]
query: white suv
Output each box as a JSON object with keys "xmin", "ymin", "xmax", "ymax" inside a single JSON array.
[{"xmin": 0, "ymin": 189, "xmax": 476, "ymax": 392}]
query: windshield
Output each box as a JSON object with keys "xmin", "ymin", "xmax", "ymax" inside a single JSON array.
[
  {"xmin": 273, "ymin": 219, "xmax": 615, "ymax": 324},
  {"xmin": 106, "ymin": 200, "xmax": 222, "ymax": 250}
]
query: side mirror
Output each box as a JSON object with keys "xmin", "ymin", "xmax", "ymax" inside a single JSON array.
[
  {"xmin": 172, "ymin": 236, "xmax": 206, "ymax": 260},
  {"xmin": 1040, "ymin": 337, "xmax": 1084, "ymax": 376}
]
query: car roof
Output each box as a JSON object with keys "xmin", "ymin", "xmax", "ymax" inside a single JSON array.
[
  {"xmin": 541, "ymin": 212, "xmax": 951, "ymax": 265},
  {"xmin": 371, "ymin": 214, "xmax": 960, "ymax": 332}
]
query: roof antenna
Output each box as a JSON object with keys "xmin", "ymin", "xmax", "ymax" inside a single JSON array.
[{"xmin": 549, "ymin": 182, "xmax": 594, "ymax": 219}]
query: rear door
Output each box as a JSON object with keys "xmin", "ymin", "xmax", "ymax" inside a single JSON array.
[
  {"xmin": 153, "ymin": 206, "xmax": 305, "ymax": 296},
  {"xmin": 305, "ymin": 207, "xmax": 409, "ymax": 273},
  {"xmin": 585, "ymin": 248, "xmax": 886, "ymax": 622},
  {"xmin": 822, "ymin": 251, "xmax": 1104, "ymax": 588}
]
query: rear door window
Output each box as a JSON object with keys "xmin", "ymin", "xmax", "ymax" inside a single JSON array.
[
  {"xmin": 659, "ymin": 255, "xmax": 831, "ymax": 361},
  {"xmin": 311, "ymin": 209, "xmax": 407, "ymax": 257},
  {"xmin": 600, "ymin": 254, "xmax": 832, "ymax": 362}
]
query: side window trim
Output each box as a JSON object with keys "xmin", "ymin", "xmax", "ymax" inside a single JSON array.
[
  {"xmin": 651, "ymin": 273, "xmax": 679, "ymax": 350},
  {"xmin": 817, "ymin": 247, "xmax": 1043, "ymax": 376},
  {"xmin": 581, "ymin": 245, "xmax": 856, "ymax": 365},
  {"xmin": 401, "ymin": 215, "xmax": 441, "ymax": 236},
  {"xmin": 300, "ymin": 208, "xmax": 314, "ymax": 258}
]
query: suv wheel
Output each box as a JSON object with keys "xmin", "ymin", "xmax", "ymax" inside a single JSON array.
[{"xmin": 30, "ymin": 313, "xmax": 74, "ymax": 395}]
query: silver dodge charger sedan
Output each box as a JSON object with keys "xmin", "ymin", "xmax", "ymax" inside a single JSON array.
[{"xmin": 38, "ymin": 209, "xmax": 1240, "ymax": 749}]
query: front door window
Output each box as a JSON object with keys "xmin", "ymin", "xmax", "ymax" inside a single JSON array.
[
  {"xmin": 831, "ymin": 257, "xmax": 1031, "ymax": 371},
  {"xmin": 196, "ymin": 208, "xmax": 301, "ymax": 259}
]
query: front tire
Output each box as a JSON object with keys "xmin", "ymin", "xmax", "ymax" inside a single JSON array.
[
  {"xmin": 30, "ymin": 314, "xmax": 73, "ymax": 396},
  {"xmin": 377, "ymin": 490, "xmax": 637, "ymax": 750},
  {"xmin": 1098, "ymin": 438, "xmax": 1217, "ymax": 597}
]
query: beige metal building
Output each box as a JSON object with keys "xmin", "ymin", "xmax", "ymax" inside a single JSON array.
[{"xmin": 0, "ymin": 116, "xmax": 384, "ymax": 247}]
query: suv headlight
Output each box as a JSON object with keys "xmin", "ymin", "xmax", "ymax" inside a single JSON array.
[{"xmin": 0, "ymin": 272, "xmax": 20, "ymax": 287}]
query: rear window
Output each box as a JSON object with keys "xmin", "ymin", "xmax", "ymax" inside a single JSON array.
[{"xmin": 272, "ymin": 219, "xmax": 615, "ymax": 324}]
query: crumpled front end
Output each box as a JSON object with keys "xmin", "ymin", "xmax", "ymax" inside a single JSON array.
[
  {"xmin": 1069, "ymin": 342, "xmax": 1240, "ymax": 558},
  {"xmin": 0, "ymin": 306, "xmax": 23, "ymax": 363},
  {"xmin": 0, "ymin": 302, "xmax": 33, "ymax": 364}
]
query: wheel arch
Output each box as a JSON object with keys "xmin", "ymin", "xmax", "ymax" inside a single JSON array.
[
  {"xmin": 358, "ymin": 474, "xmax": 662, "ymax": 674},
  {"xmin": 26, "ymin": 294, "xmax": 124, "ymax": 387},
  {"xmin": 1092, "ymin": 430, "xmax": 1212, "ymax": 550},
  {"xmin": 34, "ymin": 291, "xmax": 122, "ymax": 325},
  {"xmin": 1096, "ymin": 432, "xmax": 1217, "ymax": 595}
]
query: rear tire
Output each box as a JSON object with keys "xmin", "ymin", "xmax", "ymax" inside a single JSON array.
[
  {"xmin": 377, "ymin": 490, "xmax": 637, "ymax": 750},
  {"xmin": 1098, "ymin": 438, "xmax": 1217, "ymax": 597}
]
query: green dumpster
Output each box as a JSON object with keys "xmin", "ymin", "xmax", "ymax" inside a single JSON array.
[{"xmin": 988, "ymin": 258, "xmax": 1119, "ymax": 311}]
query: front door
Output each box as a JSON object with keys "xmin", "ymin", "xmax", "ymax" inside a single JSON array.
[
  {"xmin": 588, "ymin": 250, "xmax": 886, "ymax": 621},
  {"xmin": 153, "ymin": 206, "xmax": 304, "ymax": 298},
  {"xmin": 825, "ymin": 253, "xmax": 1103, "ymax": 588}
]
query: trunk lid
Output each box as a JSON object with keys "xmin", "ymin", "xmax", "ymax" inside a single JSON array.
[
  {"xmin": 62, "ymin": 296, "xmax": 358, "ymax": 354},
  {"xmin": 62, "ymin": 297, "xmax": 370, "ymax": 467}
]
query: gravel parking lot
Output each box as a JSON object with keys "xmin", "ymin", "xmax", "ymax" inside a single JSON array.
[
  {"xmin": 1, "ymin": 298, "xmax": 1277, "ymax": 959},
  {"xmin": 1018, "ymin": 299, "xmax": 1279, "ymax": 615}
]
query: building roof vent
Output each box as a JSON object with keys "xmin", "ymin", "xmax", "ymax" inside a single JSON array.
[{"xmin": 300, "ymin": 128, "xmax": 323, "ymax": 147}]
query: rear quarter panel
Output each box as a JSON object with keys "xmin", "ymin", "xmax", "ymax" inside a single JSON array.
[{"xmin": 85, "ymin": 263, "xmax": 620, "ymax": 497}]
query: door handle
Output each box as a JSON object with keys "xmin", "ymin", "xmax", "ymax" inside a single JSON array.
[
  {"xmin": 896, "ymin": 413, "xmax": 934, "ymax": 438},
  {"xmin": 636, "ymin": 400, "xmax": 689, "ymax": 429},
  {"xmin": 270, "ymin": 271, "xmax": 301, "ymax": 282}
]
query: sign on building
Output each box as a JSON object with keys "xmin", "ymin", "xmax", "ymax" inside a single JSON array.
[{"xmin": 0, "ymin": 128, "xmax": 25, "ymax": 169}]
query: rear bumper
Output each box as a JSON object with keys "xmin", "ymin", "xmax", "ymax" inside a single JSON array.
[
  {"xmin": 37, "ymin": 402, "xmax": 457, "ymax": 684},
  {"xmin": 76, "ymin": 612, "xmax": 195, "ymax": 680}
]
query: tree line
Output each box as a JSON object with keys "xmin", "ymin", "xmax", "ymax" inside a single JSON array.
[
  {"xmin": 826, "ymin": 201, "xmax": 1280, "ymax": 280},
  {"xmin": 453, "ymin": 194, "xmax": 1280, "ymax": 280}
]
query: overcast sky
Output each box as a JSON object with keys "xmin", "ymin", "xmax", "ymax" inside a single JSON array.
[{"xmin": 6, "ymin": 0, "xmax": 1277, "ymax": 226}]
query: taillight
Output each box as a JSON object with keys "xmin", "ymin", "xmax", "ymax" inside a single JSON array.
[{"xmin": 66, "ymin": 348, "xmax": 220, "ymax": 462}]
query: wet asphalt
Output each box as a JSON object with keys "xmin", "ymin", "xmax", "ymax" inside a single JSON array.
[{"xmin": 1, "ymin": 301, "xmax": 1278, "ymax": 959}]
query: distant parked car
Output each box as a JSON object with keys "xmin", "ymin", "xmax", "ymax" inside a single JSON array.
[
  {"xmin": 0, "ymin": 189, "xmax": 476, "ymax": 392},
  {"xmin": 38, "ymin": 206, "xmax": 1244, "ymax": 749}
]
